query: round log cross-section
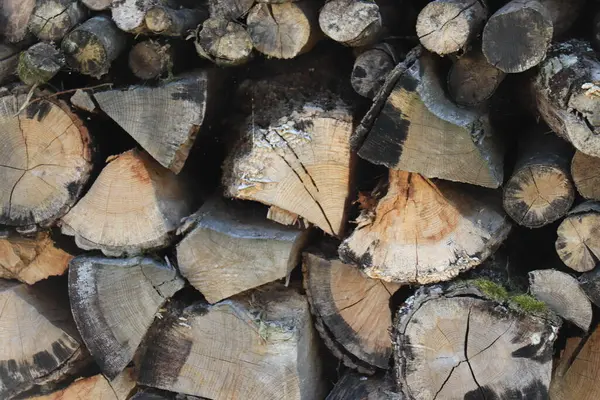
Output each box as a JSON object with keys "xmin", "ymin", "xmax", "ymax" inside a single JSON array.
[{"xmin": 0, "ymin": 91, "xmax": 92, "ymax": 227}]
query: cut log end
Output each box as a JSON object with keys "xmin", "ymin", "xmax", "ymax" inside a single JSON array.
[
  {"xmin": 351, "ymin": 45, "xmax": 396, "ymax": 99},
  {"xmin": 318, "ymin": 0, "xmax": 382, "ymax": 47},
  {"xmin": 128, "ymin": 40, "xmax": 174, "ymax": 80},
  {"xmin": 339, "ymin": 170, "xmax": 511, "ymax": 284},
  {"xmin": 18, "ymin": 42, "xmax": 65, "ymax": 86},
  {"xmin": 448, "ymin": 48, "xmax": 505, "ymax": 106},
  {"xmin": 0, "ymin": 91, "xmax": 92, "ymax": 227},
  {"xmin": 572, "ymin": 150, "xmax": 600, "ymax": 200},
  {"xmin": 416, "ymin": 0, "xmax": 487, "ymax": 55},
  {"xmin": 61, "ymin": 149, "xmax": 192, "ymax": 256},
  {"xmin": 303, "ymin": 253, "xmax": 400, "ymax": 371},
  {"xmin": 28, "ymin": 0, "xmax": 86, "ymax": 42},
  {"xmin": 555, "ymin": 202, "xmax": 600, "ymax": 272},
  {"xmin": 195, "ymin": 18, "xmax": 253, "ymax": 67}
]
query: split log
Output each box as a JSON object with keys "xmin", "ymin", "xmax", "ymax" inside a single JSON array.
[
  {"xmin": 137, "ymin": 284, "xmax": 327, "ymax": 400},
  {"xmin": 70, "ymin": 89, "xmax": 96, "ymax": 112},
  {"xmin": 529, "ymin": 269, "xmax": 592, "ymax": 332},
  {"xmin": 207, "ymin": 0, "xmax": 254, "ymax": 20},
  {"xmin": 247, "ymin": 2, "xmax": 320, "ymax": 59},
  {"xmin": 145, "ymin": 5, "xmax": 207, "ymax": 37},
  {"xmin": 195, "ymin": 18, "xmax": 253, "ymax": 67},
  {"xmin": 69, "ymin": 255, "xmax": 184, "ymax": 378},
  {"xmin": 303, "ymin": 252, "xmax": 400, "ymax": 373},
  {"xmin": 416, "ymin": 0, "xmax": 487, "ymax": 56},
  {"xmin": 176, "ymin": 197, "xmax": 308, "ymax": 304},
  {"xmin": 395, "ymin": 283, "xmax": 560, "ymax": 400},
  {"xmin": 17, "ymin": 42, "xmax": 65, "ymax": 86},
  {"xmin": 61, "ymin": 15, "xmax": 128, "ymax": 78},
  {"xmin": 0, "ymin": 89, "xmax": 92, "ymax": 228},
  {"xmin": 29, "ymin": 368, "xmax": 136, "ymax": 400},
  {"xmin": 0, "ymin": 0, "xmax": 36, "ymax": 42},
  {"xmin": 0, "ymin": 231, "xmax": 72, "ymax": 284},
  {"xmin": 94, "ymin": 72, "xmax": 210, "ymax": 173},
  {"xmin": 111, "ymin": 0, "xmax": 159, "ymax": 33},
  {"xmin": 339, "ymin": 170, "xmax": 511, "ymax": 284},
  {"xmin": 128, "ymin": 40, "xmax": 174, "ymax": 80},
  {"xmin": 28, "ymin": 0, "xmax": 87, "ymax": 42},
  {"xmin": 503, "ymin": 131, "xmax": 574, "ymax": 228},
  {"xmin": 532, "ymin": 40, "xmax": 600, "ymax": 158},
  {"xmin": 60, "ymin": 149, "xmax": 193, "ymax": 256},
  {"xmin": 447, "ymin": 47, "xmax": 505, "ymax": 106},
  {"xmin": 318, "ymin": 0, "xmax": 382, "ymax": 47},
  {"xmin": 556, "ymin": 202, "xmax": 600, "ymax": 272},
  {"xmin": 222, "ymin": 78, "xmax": 354, "ymax": 237},
  {"xmin": 0, "ymin": 280, "xmax": 86, "ymax": 398},
  {"xmin": 351, "ymin": 42, "xmax": 401, "ymax": 99},
  {"xmin": 572, "ymin": 151, "xmax": 600, "ymax": 201},
  {"xmin": 81, "ymin": 0, "xmax": 111, "ymax": 11},
  {"xmin": 357, "ymin": 50, "xmax": 503, "ymax": 188},
  {"xmin": 482, "ymin": 0, "xmax": 553, "ymax": 73},
  {"xmin": 580, "ymin": 266, "xmax": 600, "ymax": 308},
  {"xmin": 326, "ymin": 372, "xmax": 398, "ymax": 400},
  {"xmin": 550, "ymin": 326, "xmax": 600, "ymax": 400},
  {"xmin": 0, "ymin": 44, "xmax": 20, "ymax": 84}
]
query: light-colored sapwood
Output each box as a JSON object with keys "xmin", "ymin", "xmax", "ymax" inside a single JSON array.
[
  {"xmin": 94, "ymin": 72, "xmax": 210, "ymax": 173},
  {"xmin": 60, "ymin": 149, "xmax": 193, "ymax": 256},
  {"xmin": 81, "ymin": 0, "xmax": 110, "ymax": 10},
  {"xmin": 137, "ymin": 284, "xmax": 327, "ymax": 400},
  {"xmin": 556, "ymin": 202, "xmax": 600, "ymax": 272},
  {"xmin": 145, "ymin": 5, "xmax": 207, "ymax": 37},
  {"xmin": 339, "ymin": 170, "xmax": 511, "ymax": 284},
  {"xmin": 572, "ymin": 150, "xmax": 600, "ymax": 201},
  {"xmin": 319, "ymin": 0, "xmax": 382, "ymax": 47}
]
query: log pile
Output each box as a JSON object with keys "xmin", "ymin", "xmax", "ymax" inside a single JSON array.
[{"xmin": 3, "ymin": 0, "xmax": 600, "ymax": 399}]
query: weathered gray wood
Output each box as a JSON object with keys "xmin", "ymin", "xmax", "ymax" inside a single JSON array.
[
  {"xmin": 195, "ymin": 18, "xmax": 253, "ymax": 67},
  {"xmin": 81, "ymin": 0, "xmax": 111, "ymax": 10},
  {"xmin": 207, "ymin": 0, "xmax": 254, "ymax": 19},
  {"xmin": 351, "ymin": 42, "xmax": 401, "ymax": 99},
  {"xmin": 70, "ymin": 89, "xmax": 96, "ymax": 112},
  {"xmin": 17, "ymin": 42, "xmax": 65, "ymax": 86},
  {"xmin": 0, "ymin": 44, "xmax": 20, "ymax": 85},
  {"xmin": 319, "ymin": 0, "xmax": 382, "ymax": 47},
  {"xmin": 28, "ymin": 0, "xmax": 87, "ymax": 42},
  {"xmin": 0, "ymin": 0, "xmax": 36, "ymax": 42},
  {"xmin": 579, "ymin": 266, "xmax": 600, "ymax": 308},
  {"xmin": 145, "ymin": 5, "xmax": 207, "ymax": 37},
  {"xmin": 111, "ymin": 0, "xmax": 158, "ymax": 33},
  {"xmin": 572, "ymin": 150, "xmax": 600, "ymax": 201},
  {"xmin": 326, "ymin": 372, "xmax": 399, "ymax": 400}
]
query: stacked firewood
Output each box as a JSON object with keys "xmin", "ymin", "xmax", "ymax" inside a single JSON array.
[{"xmin": 3, "ymin": 0, "xmax": 600, "ymax": 399}]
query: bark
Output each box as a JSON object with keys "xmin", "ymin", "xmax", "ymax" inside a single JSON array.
[
  {"xmin": 416, "ymin": 0, "xmax": 487, "ymax": 55},
  {"xmin": 69, "ymin": 255, "xmax": 183, "ymax": 379},
  {"xmin": 503, "ymin": 130, "xmax": 574, "ymax": 228},
  {"xmin": 93, "ymin": 71, "xmax": 211, "ymax": 173},
  {"xmin": 303, "ymin": 252, "xmax": 400, "ymax": 373},
  {"xmin": 28, "ymin": 0, "xmax": 87, "ymax": 42},
  {"xmin": 17, "ymin": 42, "xmax": 65, "ymax": 86},
  {"xmin": 529, "ymin": 269, "xmax": 592, "ymax": 332},
  {"xmin": 326, "ymin": 372, "xmax": 399, "ymax": 400},
  {"xmin": 195, "ymin": 17, "xmax": 253, "ymax": 67},
  {"xmin": 145, "ymin": 5, "xmax": 207, "ymax": 37},
  {"xmin": 351, "ymin": 42, "xmax": 402, "ymax": 99},
  {"xmin": 137, "ymin": 284, "xmax": 327, "ymax": 400},
  {"xmin": 556, "ymin": 202, "xmax": 600, "ymax": 272},
  {"xmin": 358, "ymin": 50, "xmax": 504, "ymax": 188},
  {"xmin": 482, "ymin": 0, "xmax": 553, "ymax": 73},
  {"xmin": 128, "ymin": 40, "xmax": 174, "ymax": 80},
  {"xmin": 222, "ymin": 78, "xmax": 354, "ymax": 237},
  {"xmin": 447, "ymin": 46, "xmax": 505, "ymax": 106},
  {"xmin": 61, "ymin": 15, "xmax": 128, "ymax": 78},
  {"xmin": 0, "ymin": 231, "xmax": 72, "ymax": 284},
  {"xmin": 247, "ymin": 2, "xmax": 320, "ymax": 59},
  {"xmin": 394, "ymin": 282, "xmax": 560, "ymax": 400},
  {"xmin": 339, "ymin": 170, "xmax": 511, "ymax": 284},
  {"xmin": 572, "ymin": 150, "xmax": 600, "ymax": 201},
  {"xmin": 0, "ymin": 87, "xmax": 93, "ymax": 228},
  {"xmin": 176, "ymin": 197, "xmax": 308, "ymax": 304},
  {"xmin": 318, "ymin": 0, "xmax": 382, "ymax": 47},
  {"xmin": 60, "ymin": 149, "xmax": 193, "ymax": 256},
  {"xmin": 533, "ymin": 39, "xmax": 600, "ymax": 158}
]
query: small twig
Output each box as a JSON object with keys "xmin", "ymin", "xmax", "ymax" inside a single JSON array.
[{"xmin": 29, "ymin": 83, "xmax": 114, "ymax": 104}]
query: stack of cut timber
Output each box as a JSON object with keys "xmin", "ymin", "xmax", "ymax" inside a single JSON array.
[{"xmin": 3, "ymin": 0, "xmax": 600, "ymax": 398}]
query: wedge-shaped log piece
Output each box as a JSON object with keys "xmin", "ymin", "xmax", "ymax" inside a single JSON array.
[
  {"xmin": 503, "ymin": 130, "xmax": 574, "ymax": 228},
  {"xmin": 556, "ymin": 202, "xmax": 600, "ymax": 272},
  {"xmin": 303, "ymin": 253, "xmax": 400, "ymax": 373},
  {"xmin": 223, "ymin": 80, "xmax": 354, "ymax": 236},
  {"xmin": 395, "ymin": 283, "xmax": 560, "ymax": 400},
  {"xmin": 0, "ymin": 280, "xmax": 86, "ymax": 398},
  {"xmin": 572, "ymin": 150, "xmax": 600, "ymax": 201},
  {"xmin": 177, "ymin": 198, "xmax": 308, "ymax": 303},
  {"xmin": 551, "ymin": 324, "xmax": 600, "ymax": 399},
  {"xmin": 529, "ymin": 269, "xmax": 592, "ymax": 331},
  {"xmin": 137, "ymin": 284, "xmax": 326, "ymax": 400},
  {"xmin": 326, "ymin": 372, "xmax": 398, "ymax": 400},
  {"xmin": 69, "ymin": 255, "xmax": 183, "ymax": 379},
  {"xmin": 358, "ymin": 51, "xmax": 503, "ymax": 188},
  {"xmin": 339, "ymin": 170, "xmax": 511, "ymax": 284},
  {"xmin": 29, "ymin": 368, "xmax": 136, "ymax": 400},
  {"xmin": 61, "ymin": 149, "xmax": 192, "ymax": 256},
  {"xmin": 0, "ymin": 89, "xmax": 92, "ymax": 228},
  {"xmin": 0, "ymin": 231, "xmax": 72, "ymax": 284},
  {"xmin": 319, "ymin": 0, "xmax": 382, "ymax": 47},
  {"xmin": 416, "ymin": 0, "xmax": 487, "ymax": 56},
  {"xmin": 94, "ymin": 72, "xmax": 210, "ymax": 173},
  {"xmin": 579, "ymin": 266, "xmax": 600, "ymax": 308},
  {"xmin": 533, "ymin": 40, "xmax": 600, "ymax": 158}
]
